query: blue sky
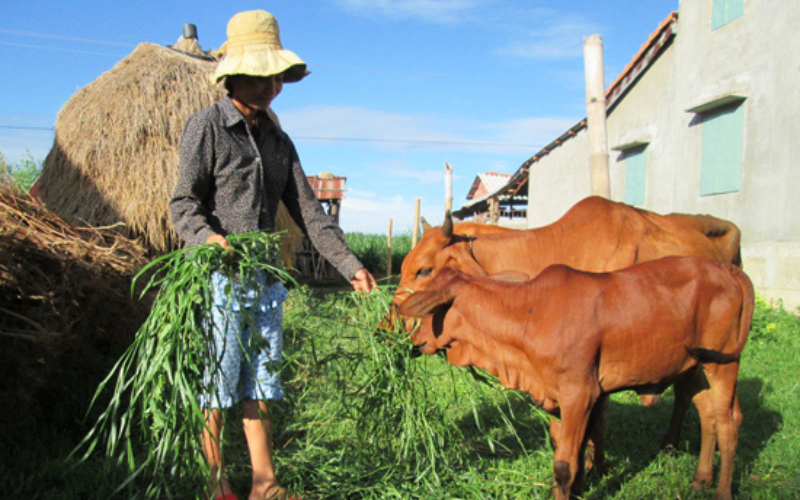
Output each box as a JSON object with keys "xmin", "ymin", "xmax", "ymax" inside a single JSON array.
[{"xmin": 0, "ymin": 0, "xmax": 677, "ymax": 234}]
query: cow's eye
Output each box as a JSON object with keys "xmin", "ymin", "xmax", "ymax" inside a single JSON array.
[{"xmin": 416, "ymin": 268, "xmax": 433, "ymax": 278}]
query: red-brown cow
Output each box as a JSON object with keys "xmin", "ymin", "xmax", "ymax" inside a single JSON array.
[
  {"xmin": 395, "ymin": 196, "xmax": 741, "ymax": 309},
  {"xmin": 390, "ymin": 196, "xmax": 742, "ymax": 465},
  {"xmin": 399, "ymin": 256, "xmax": 754, "ymax": 500}
]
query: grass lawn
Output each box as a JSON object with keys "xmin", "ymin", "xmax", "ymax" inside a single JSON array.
[{"xmin": 2, "ymin": 286, "xmax": 798, "ymax": 499}]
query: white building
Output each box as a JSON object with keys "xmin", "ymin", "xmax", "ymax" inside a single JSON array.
[{"xmin": 516, "ymin": 0, "xmax": 800, "ymax": 310}]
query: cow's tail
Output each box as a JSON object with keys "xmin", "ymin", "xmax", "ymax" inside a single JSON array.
[{"xmin": 687, "ymin": 264, "xmax": 755, "ymax": 364}]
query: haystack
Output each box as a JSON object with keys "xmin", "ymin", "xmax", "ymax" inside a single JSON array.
[
  {"xmin": 36, "ymin": 41, "xmax": 303, "ymax": 265},
  {"xmin": 0, "ymin": 185, "xmax": 149, "ymax": 424}
]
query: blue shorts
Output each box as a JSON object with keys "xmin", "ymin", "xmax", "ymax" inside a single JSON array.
[{"xmin": 200, "ymin": 271, "xmax": 288, "ymax": 409}]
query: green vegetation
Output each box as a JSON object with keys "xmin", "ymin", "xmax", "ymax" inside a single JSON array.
[
  {"xmin": 72, "ymin": 232, "xmax": 291, "ymax": 499},
  {"xmin": 2, "ymin": 234, "xmax": 799, "ymax": 499},
  {"xmin": 0, "ymin": 152, "xmax": 42, "ymax": 193},
  {"xmin": 346, "ymin": 231, "xmax": 413, "ymax": 279}
]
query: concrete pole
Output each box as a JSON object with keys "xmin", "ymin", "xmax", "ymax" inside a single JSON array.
[
  {"xmin": 412, "ymin": 197, "xmax": 421, "ymax": 247},
  {"xmin": 583, "ymin": 34, "xmax": 610, "ymax": 198},
  {"xmin": 444, "ymin": 162, "xmax": 453, "ymax": 213}
]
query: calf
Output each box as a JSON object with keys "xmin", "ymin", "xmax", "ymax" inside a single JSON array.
[{"xmin": 399, "ymin": 256, "xmax": 754, "ymax": 500}]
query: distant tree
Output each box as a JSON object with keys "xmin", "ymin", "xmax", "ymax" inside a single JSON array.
[{"xmin": 0, "ymin": 152, "xmax": 42, "ymax": 193}]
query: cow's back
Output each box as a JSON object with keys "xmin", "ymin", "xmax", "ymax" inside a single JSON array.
[
  {"xmin": 471, "ymin": 197, "xmax": 648, "ymax": 276},
  {"xmin": 471, "ymin": 197, "xmax": 739, "ymax": 277},
  {"xmin": 394, "ymin": 196, "xmax": 742, "ymax": 310},
  {"xmin": 585, "ymin": 257, "xmax": 752, "ymax": 392}
]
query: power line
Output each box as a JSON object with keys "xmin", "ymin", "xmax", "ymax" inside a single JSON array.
[
  {"xmin": 0, "ymin": 28, "xmax": 135, "ymax": 47},
  {"xmin": 0, "ymin": 125, "xmax": 54, "ymax": 131},
  {"xmin": 0, "ymin": 125, "xmax": 536, "ymax": 149},
  {"xmin": 0, "ymin": 40, "xmax": 126, "ymax": 57},
  {"xmin": 293, "ymin": 135, "xmax": 536, "ymax": 149}
]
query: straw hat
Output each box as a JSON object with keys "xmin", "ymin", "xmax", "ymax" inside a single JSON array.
[{"xmin": 214, "ymin": 10, "xmax": 308, "ymax": 83}]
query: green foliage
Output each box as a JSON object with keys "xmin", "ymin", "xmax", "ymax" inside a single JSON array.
[
  {"xmin": 345, "ymin": 232, "xmax": 413, "ymax": 277},
  {"xmin": 750, "ymin": 294, "xmax": 798, "ymax": 344},
  {"xmin": 4, "ymin": 270, "xmax": 800, "ymax": 499},
  {"xmin": 274, "ymin": 286, "xmax": 541, "ymax": 498},
  {"xmin": 0, "ymin": 151, "xmax": 42, "ymax": 193}
]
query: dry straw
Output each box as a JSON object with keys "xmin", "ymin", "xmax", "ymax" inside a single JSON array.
[
  {"xmin": 0, "ymin": 183, "xmax": 149, "ymax": 424},
  {"xmin": 36, "ymin": 41, "xmax": 303, "ymax": 264}
]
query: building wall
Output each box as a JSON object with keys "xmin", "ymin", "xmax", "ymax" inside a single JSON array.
[
  {"xmin": 527, "ymin": 129, "xmax": 592, "ymax": 224},
  {"xmin": 527, "ymin": 0, "xmax": 800, "ymax": 310}
]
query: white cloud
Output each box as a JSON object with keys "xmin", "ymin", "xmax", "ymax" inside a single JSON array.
[
  {"xmin": 331, "ymin": 1, "xmax": 600, "ymax": 60},
  {"xmin": 489, "ymin": 7, "xmax": 603, "ymax": 61},
  {"xmin": 370, "ymin": 158, "xmax": 445, "ymax": 184},
  {"xmin": 489, "ymin": 116, "xmax": 579, "ymax": 146},
  {"xmin": 332, "ymin": 0, "xmax": 488, "ymax": 24},
  {"xmin": 280, "ymin": 105, "xmax": 572, "ymax": 155},
  {"xmin": 0, "ymin": 129, "xmax": 54, "ymax": 165},
  {"xmin": 281, "ymin": 105, "xmax": 471, "ymax": 152},
  {"xmin": 339, "ymin": 189, "xmax": 447, "ymax": 234},
  {"xmin": 339, "ymin": 192, "xmax": 412, "ymax": 233}
]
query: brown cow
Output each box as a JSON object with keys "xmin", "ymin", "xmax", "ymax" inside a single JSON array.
[
  {"xmin": 399, "ymin": 256, "xmax": 754, "ymax": 500},
  {"xmin": 394, "ymin": 196, "xmax": 741, "ymax": 308},
  {"xmin": 391, "ymin": 196, "xmax": 742, "ymax": 463}
]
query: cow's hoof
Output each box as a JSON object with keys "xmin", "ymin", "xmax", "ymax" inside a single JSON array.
[
  {"xmin": 691, "ymin": 477, "xmax": 710, "ymax": 492},
  {"xmin": 639, "ymin": 394, "xmax": 661, "ymax": 407}
]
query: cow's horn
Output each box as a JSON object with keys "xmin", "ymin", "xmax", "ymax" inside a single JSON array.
[
  {"xmin": 441, "ymin": 210, "xmax": 453, "ymax": 238},
  {"xmin": 421, "ymin": 217, "xmax": 432, "ymax": 231}
]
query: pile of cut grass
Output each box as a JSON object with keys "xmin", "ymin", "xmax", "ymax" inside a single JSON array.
[
  {"xmin": 72, "ymin": 231, "xmax": 292, "ymax": 499},
  {"xmin": 272, "ymin": 286, "xmax": 545, "ymax": 499}
]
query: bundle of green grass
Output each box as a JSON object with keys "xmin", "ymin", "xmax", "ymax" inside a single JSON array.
[{"xmin": 76, "ymin": 231, "xmax": 543, "ymax": 499}]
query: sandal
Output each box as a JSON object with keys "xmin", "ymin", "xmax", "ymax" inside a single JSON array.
[
  {"xmin": 206, "ymin": 494, "xmax": 239, "ymax": 500},
  {"xmin": 264, "ymin": 485, "xmax": 303, "ymax": 500}
]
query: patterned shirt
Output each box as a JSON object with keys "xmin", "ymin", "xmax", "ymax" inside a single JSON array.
[{"xmin": 170, "ymin": 96, "xmax": 363, "ymax": 280}]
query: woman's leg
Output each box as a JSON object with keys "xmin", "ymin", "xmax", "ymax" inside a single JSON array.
[
  {"xmin": 203, "ymin": 408, "xmax": 235, "ymax": 498},
  {"xmin": 243, "ymin": 400, "xmax": 282, "ymax": 500},
  {"xmin": 243, "ymin": 281, "xmax": 290, "ymax": 500}
]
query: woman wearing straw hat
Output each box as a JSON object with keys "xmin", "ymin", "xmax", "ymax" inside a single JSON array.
[{"xmin": 170, "ymin": 10, "xmax": 377, "ymax": 500}]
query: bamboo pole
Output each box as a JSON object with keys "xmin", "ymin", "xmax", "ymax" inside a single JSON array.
[
  {"xmin": 583, "ymin": 34, "xmax": 610, "ymax": 198},
  {"xmin": 386, "ymin": 217, "xmax": 393, "ymax": 277},
  {"xmin": 412, "ymin": 197, "xmax": 421, "ymax": 247},
  {"xmin": 444, "ymin": 163, "xmax": 453, "ymax": 213}
]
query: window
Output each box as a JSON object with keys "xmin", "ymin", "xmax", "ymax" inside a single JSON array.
[
  {"xmin": 712, "ymin": 0, "xmax": 744, "ymax": 30},
  {"xmin": 623, "ymin": 146, "xmax": 648, "ymax": 206},
  {"xmin": 699, "ymin": 102, "xmax": 744, "ymax": 196}
]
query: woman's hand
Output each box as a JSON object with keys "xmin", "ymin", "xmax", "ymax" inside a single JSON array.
[
  {"xmin": 206, "ymin": 234, "xmax": 230, "ymax": 250},
  {"xmin": 350, "ymin": 268, "xmax": 378, "ymax": 292}
]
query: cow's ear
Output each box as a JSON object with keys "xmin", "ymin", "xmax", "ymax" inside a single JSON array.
[
  {"xmin": 398, "ymin": 289, "xmax": 455, "ymax": 317},
  {"xmin": 421, "ymin": 216, "xmax": 432, "ymax": 232},
  {"xmin": 490, "ymin": 270, "xmax": 530, "ymax": 282}
]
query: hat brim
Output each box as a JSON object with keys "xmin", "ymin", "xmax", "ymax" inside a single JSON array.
[{"xmin": 214, "ymin": 45, "xmax": 308, "ymax": 83}]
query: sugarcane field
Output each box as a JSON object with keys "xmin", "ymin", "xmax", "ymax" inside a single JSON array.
[{"xmin": 3, "ymin": 2, "xmax": 800, "ymax": 499}]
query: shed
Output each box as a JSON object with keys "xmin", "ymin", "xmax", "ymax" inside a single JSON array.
[
  {"xmin": 454, "ymin": 172, "xmax": 528, "ymax": 228},
  {"xmin": 294, "ymin": 173, "xmax": 348, "ymax": 280}
]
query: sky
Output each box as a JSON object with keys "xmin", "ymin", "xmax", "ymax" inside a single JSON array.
[{"xmin": 0, "ymin": 0, "xmax": 678, "ymax": 234}]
